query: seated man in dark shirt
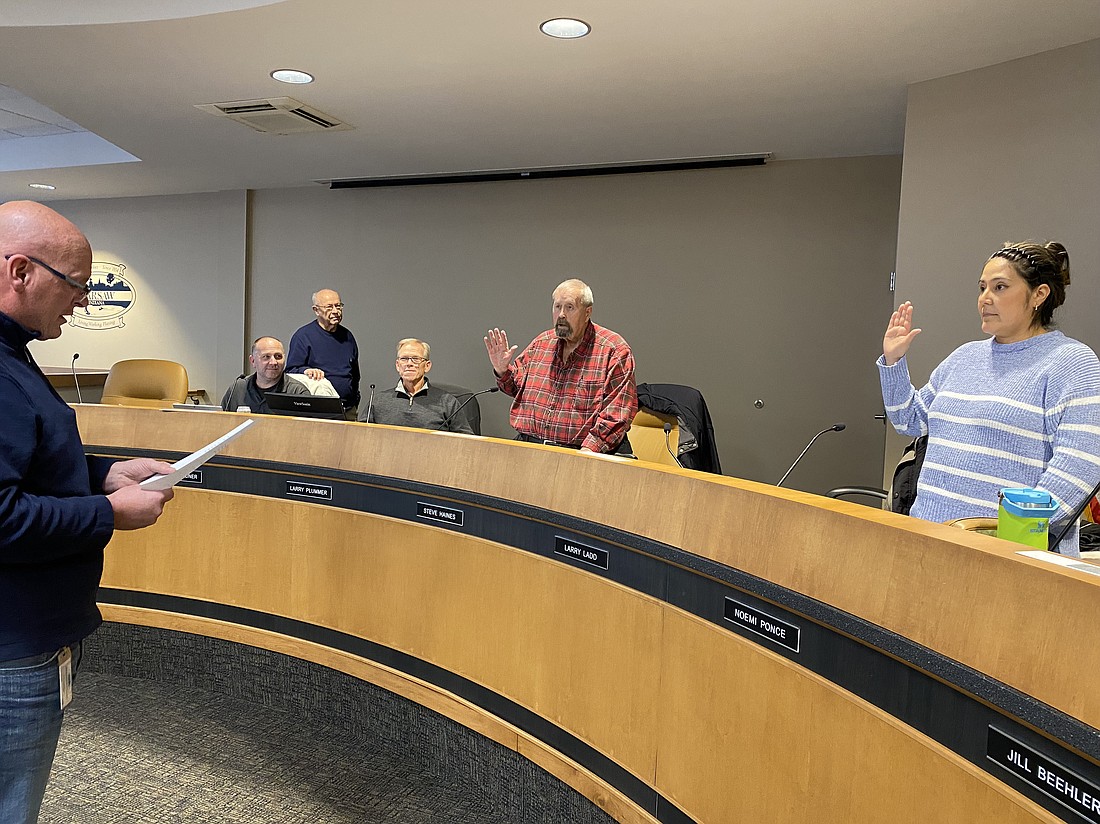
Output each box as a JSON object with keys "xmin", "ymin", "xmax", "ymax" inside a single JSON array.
[
  {"xmin": 359, "ymin": 338, "xmax": 473, "ymax": 433},
  {"xmin": 221, "ymin": 336, "xmax": 309, "ymax": 414}
]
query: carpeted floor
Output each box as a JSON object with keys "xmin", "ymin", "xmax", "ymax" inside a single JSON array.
[{"xmin": 40, "ymin": 669, "xmax": 615, "ymax": 824}]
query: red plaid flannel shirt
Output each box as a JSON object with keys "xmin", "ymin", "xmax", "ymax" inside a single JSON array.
[{"xmin": 497, "ymin": 321, "xmax": 637, "ymax": 453}]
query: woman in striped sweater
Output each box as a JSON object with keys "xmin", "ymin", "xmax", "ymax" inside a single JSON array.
[{"xmin": 878, "ymin": 241, "xmax": 1100, "ymax": 556}]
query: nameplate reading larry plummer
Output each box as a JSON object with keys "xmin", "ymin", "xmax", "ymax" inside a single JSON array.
[
  {"xmin": 723, "ymin": 598, "xmax": 801, "ymax": 653},
  {"xmin": 417, "ymin": 502, "xmax": 464, "ymax": 528},
  {"xmin": 554, "ymin": 537, "xmax": 609, "ymax": 570},
  {"xmin": 285, "ymin": 480, "xmax": 332, "ymax": 501},
  {"xmin": 179, "ymin": 470, "xmax": 203, "ymax": 486},
  {"xmin": 988, "ymin": 727, "xmax": 1100, "ymax": 823}
]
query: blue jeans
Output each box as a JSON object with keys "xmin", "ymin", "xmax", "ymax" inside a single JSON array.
[{"xmin": 0, "ymin": 643, "xmax": 82, "ymax": 824}]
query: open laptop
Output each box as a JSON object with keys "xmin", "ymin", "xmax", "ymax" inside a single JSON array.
[
  {"xmin": 264, "ymin": 391, "xmax": 345, "ymax": 420},
  {"xmin": 1049, "ymin": 478, "xmax": 1100, "ymax": 551}
]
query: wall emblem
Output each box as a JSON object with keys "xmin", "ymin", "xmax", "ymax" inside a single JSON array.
[{"xmin": 69, "ymin": 261, "xmax": 135, "ymax": 330}]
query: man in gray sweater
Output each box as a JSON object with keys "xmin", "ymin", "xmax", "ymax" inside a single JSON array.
[{"xmin": 359, "ymin": 339, "xmax": 473, "ymax": 434}]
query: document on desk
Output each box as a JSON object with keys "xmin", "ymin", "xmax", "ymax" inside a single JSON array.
[{"xmin": 139, "ymin": 419, "xmax": 256, "ymax": 490}]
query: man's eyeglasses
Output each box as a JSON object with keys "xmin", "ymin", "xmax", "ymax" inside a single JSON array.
[
  {"xmin": 4, "ymin": 254, "xmax": 92, "ymax": 296},
  {"xmin": 397, "ymin": 356, "xmax": 428, "ymax": 364},
  {"xmin": 315, "ymin": 303, "xmax": 344, "ymax": 311}
]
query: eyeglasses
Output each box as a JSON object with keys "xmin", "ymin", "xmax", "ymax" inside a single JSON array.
[
  {"xmin": 397, "ymin": 356, "xmax": 428, "ymax": 364},
  {"xmin": 4, "ymin": 254, "xmax": 92, "ymax": 296},
  {"xmin": 314, "ymin": 303, "xmax": 344, "ymax": 311}
]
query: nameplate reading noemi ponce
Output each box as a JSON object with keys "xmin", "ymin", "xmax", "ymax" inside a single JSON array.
[
  {"xmin": 988, "ymin": 727, "xmax": 1100, "ymax": 823},
  {"xmin": 180, "ymin": 470, "xmax": 203, "ymax": 486},
  {"xmin": 285, "ymin": 480, "xmax": 332, "ymax": 501},
  {"xmin": 723, "ymin": 598, "xmax": 801, "ymax": 653},
  {"xmin": 553, "ymin": 537, "xmax": 609, "ymax": 570},
  {"xmin": 417, "ymin": 502, "xmax": 464, "ymax": 528}
]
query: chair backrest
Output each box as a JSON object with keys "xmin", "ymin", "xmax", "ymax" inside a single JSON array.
[
  {"xmin": 101, "ymin": 359, "xmax": 189, "ymax": 408},
  {"xmin": 285, "ymin": 373, "xmax": 339, "ymax": 397},
  {"xmin": 628, "ymin": 407, "xmax": 680, "ymax": 467},
  {"xmin": 430, "ymin": 382, "xmax": 481, "ymax": 435},
  {"xmin": 635, "ymin": 383, "xmax": 721, "ymax": 473}
]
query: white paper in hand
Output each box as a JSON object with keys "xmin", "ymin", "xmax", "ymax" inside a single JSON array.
[{"xmin": 139, "ymin": 419, "xmax": 255, "ymax": 490}]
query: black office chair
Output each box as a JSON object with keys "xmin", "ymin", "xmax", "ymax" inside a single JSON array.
[
  {"xmin": 635, "ymin": 383, "xmax": 721, "ymax": 473},
  {"xmin": 827, "ymin": 435, "xmax": 926, "ymax": 513},
  {"xmin": 431, "ymin": 382, "xmax": 482, "ymax": 435}
]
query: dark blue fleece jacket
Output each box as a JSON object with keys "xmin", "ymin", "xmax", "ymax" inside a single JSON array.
[{"xmin": 0, "ymin": 311, "xmax": 115, "ymax": 660}]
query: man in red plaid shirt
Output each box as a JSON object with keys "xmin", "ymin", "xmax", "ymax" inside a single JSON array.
[{"xmin": 484, "ymin": 279, "xmax": 637, "ymax": 454}]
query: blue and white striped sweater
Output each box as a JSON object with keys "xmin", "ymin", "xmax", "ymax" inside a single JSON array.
[{"xmin": 878, "ymin": 331, "xmax": 1100, "ymax": 556}]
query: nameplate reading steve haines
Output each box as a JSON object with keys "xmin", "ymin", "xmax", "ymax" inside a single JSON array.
[{"xmin": 417, "ymin": 502, "xmax": 465, "ymax": 528}]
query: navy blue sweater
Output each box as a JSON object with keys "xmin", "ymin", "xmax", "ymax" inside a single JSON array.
[
  {"xmin": 0, "ymin": 312, "xmax": 116, "ymax": 660},
  {"xmin": 286, "ymin": 321, "xmax": 360, "ymax": 407}
]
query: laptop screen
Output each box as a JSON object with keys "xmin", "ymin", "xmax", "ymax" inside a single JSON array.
[{"xmin": 264, "ymin": 391, "xmax": 345, "ymax": 420}]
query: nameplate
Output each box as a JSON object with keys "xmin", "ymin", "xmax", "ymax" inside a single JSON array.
[
  {"xmin": 417, "ymin": 502, "xmax": 465, "ymax": 527},
  {"xmin": 988, "ymin": 727, "xmax": 1100, "ymax": 822},
  {"xmin": 553, "ymin": 536, "xmax": 609, "ymax": 570},
  {"xmin": 179, "ymin": 470, "xmax": 203, "ymax": 486},
  {"xmin": 285, "ymin": 480, "xmax": 333, "ymax": 501},
  {"xmin": 723, "ymin": 598, "xmax": 801, "ymax": 653}
]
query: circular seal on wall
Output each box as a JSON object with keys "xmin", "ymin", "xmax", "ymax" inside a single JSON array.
[{"xmin": 69, "ymin": 261, "xmax": 136, "ymax": 330}]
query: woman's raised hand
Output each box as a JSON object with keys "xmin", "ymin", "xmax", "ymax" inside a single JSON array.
[{"xmin": 883, "ymin": 301, "xmax": 921, "ymax": 365}]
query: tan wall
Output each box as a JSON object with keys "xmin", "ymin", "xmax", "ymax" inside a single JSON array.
[
  {"xmin": 250, "ymin": 156, "xmax": 902, "ymax": 492},
  {"xmin": 889, "ymin": 37, "xmax": 1100, "ymax": 481},
  {"xmin": 38, "ymin": 156, "xmax": 903, "ymax": 493},
  {"xmin": 31, "ymin": 190, "xmax": 248, "ymax": 402}
]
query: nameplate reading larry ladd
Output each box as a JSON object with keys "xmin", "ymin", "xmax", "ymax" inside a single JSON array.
[
  {"xmin": 554, "ymin": 536, "xmax": 609, "ymax": 570},
  {"xmin": 723, "ymin": 598, "xmax": 800, "ymax": 653},
  {"xmin": 988, "ymin": 727, "xmax": 1100, "ymax": 823},
  {"xmin": 417, "ymin": 502, "xmax": 464, "ymax": 528},
  {"xmin": 285, "ymin": 480, "xmax": 332, "ymax": 501}
]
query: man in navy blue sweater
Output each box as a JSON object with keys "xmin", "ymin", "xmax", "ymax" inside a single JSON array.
[
  {"xmin": 0, "ymin": 201, "xmax": 175, "ymax": 823},
  {"xmin": 286, "ymin": 288, "xmax": 360, "ymax": 419}
]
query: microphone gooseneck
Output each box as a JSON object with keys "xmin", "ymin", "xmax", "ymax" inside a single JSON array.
[
  {"xmin": 364, "ymin": 383, "xmax": 376, "ymax": 423},
  {"xmin": 663, "ymin": 421, "xmax": 684, "ymax": 468},
  {"xmin": 776, "ymin": 422, "xmax": 846, "ymax": 488},
  {"xmin": 70, "ymin": 353, "xmax": 83, "ymax": 404},
  {"xmin": 441, "ymin": 387, "xmax": 499, "ymax": 431}
]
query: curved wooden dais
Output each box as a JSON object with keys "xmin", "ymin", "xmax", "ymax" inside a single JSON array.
[{"xmin": 77, "ymin": 405, "xmax": 1100, "ymax": 824}]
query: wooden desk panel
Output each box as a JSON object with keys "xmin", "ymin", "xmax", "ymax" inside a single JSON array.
[{"xmin": 78, "ymin": 406, "xmax": 1099, "ymax": 824}]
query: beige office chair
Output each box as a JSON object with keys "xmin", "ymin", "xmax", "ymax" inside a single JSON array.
[
  {"xmin": 628, "ymin": 407, "xmax": 680, "ymax": 467},
  {"xmin": 100, "ymin": 359, "xmax": 189, "ymax": 408}
]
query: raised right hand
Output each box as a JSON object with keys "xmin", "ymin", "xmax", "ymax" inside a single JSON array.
[
  {"xmin": 883, "ymin": 301, "xmax": 922, "ymax": 365},
  {"xmin": 108, "ymin": 484, "xmax": 174, "ymax": 531},
  {"xmin": 484, "ymin": 328, "xmax": 517, "ymax": 376}
]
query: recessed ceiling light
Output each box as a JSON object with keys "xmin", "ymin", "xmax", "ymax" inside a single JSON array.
[
  {"xmin": 28, "ymin": 183, "xmax": 56, "ymax": 190},
  {"xmin": 271, "ymin": 69, "xmax": 314, "ymax": 84},
  {"xmin": 540, "ymin": 18, "xmax": 590, "ymax": 39}
]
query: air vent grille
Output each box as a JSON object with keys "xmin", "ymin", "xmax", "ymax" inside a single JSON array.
[{"xmin": 194, "ymin": 97, "xmax": 351, "ymax": 134}]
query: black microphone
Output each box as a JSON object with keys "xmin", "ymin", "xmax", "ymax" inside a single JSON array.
[
  {"xmin": 663, "ymin": 421, "xmax": 684, "ymax": 468},
  {"xmin": 776, "ymin": 423, "xmax": 846, "ymax": 487},
  {"xmin": 441, "ymin": 387, "xmax": 499, "ymax": 431},
  {"xmin": 364, "ymin": 383, "xmax": 376, "ymax": 423},
  {"xmin": 70, "ymin": 353, "xmax": 83, "ymax": 404}
]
